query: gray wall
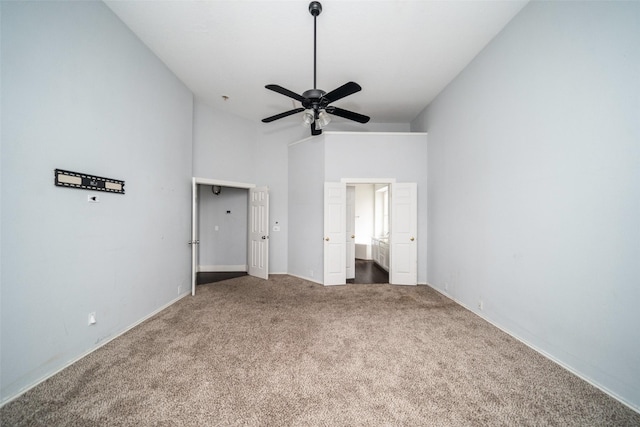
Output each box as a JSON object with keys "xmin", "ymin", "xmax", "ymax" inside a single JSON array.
[
  {"xmin": 193, "ymin": 105, "xmax": 412, "ymax": 276},
  {"xmin": 192, "ymin": 100, "xmax": 257, "ymax": 183},
  {"xmin": 1, "ymin": 1, "xmax": 193, "ymax": 402},
  {"xmin": 287, "ymin": 138, "xmax": 326, "ymax": 282},
  {"xmin": 324, "ymin": 133, "xmax": 428, "ymax": 284},
  {"xmin": 255, "ymin": 122, "xmax": 310, "ymax": 274},
  {"xmin": 288, "ymin": 132, "xmax": 428, "ymax": 284},
  {"xmin": 194, "ymin": 102, "xmax": 302, "ymax": 275},
  {"xmin": 198, "ymin": 186, "xmax": 248, "ymax": 270},
  {"xmin": 411, "ymin": 1, "xmax": 640, "ymax": 409}
]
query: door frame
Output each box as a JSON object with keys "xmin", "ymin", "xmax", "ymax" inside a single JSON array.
[{"xmin": 191, "ymin": 177, "xmax": 256, "ymax": 295}]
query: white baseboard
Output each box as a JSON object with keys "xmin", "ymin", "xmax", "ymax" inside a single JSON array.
[
  {"xmin": 0, "ymin": 290, "xmax": 191, "ymax": 408},
  {"xmin": 424, "ymin": 282, "xmax": 640, "ymax": 415},
  {"xmin": 288, "ymin": 272, "xmax": 323, "ymax": 286},
  {"xmin": 197, "ymin": 264, "xmax": 247, "ymax": 273}
]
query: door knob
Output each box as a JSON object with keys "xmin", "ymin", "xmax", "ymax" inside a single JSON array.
[
  {"xmin": 261, "ymin": 236, "xmax": 266, "ymax": 240},
  {"xmin": 325, "ymin": 237, "xmax": 330, "ymax": 241},
  {"xmin": 351, "ymin": 235, "xmax": 355, "ymax": 239},
  {"xmin": 410, "ymin": 237, "xmax": 415, "ymax": 241}
]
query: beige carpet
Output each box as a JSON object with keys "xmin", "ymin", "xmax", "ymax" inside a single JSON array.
[{"xmin": 2, "ymin": 275, "xmax": 639, "ymax": 426}]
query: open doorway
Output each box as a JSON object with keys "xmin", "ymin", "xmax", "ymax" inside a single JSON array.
[
  {"xmin": 346, "ymin": 183, "xmax": 390, "ymax": 284},
  {"xmin": 324, "ymin": 180, "xmax": 417, "ymax": 286},
  {"xmin": 190, "ymin": 178, "xmax": 269, "ymax": 295},
  {"xmin": 197, "ymin": 185, "xmax": 249, "ymax": 285}
]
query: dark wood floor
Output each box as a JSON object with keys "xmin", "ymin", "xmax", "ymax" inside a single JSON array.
[
  {"xmin": 198, "ymin": 259, "xmax": 388, "ymax": 285},
  {"xmin": 347, "ymin": 259, "xmax": 389, "ymax": 284},
  {"xmin": 197, "ymin": 271, "xmax": 247, "ymax": 285}
]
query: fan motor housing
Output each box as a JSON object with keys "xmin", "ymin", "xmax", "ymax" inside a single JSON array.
[{"xmin": 302, "ymin": 89, "xmax": 328, "ymax": 109}]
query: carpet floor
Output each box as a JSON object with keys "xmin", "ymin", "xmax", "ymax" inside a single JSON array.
[{"xmin": 2, "ymin": 275, "xmax": 638, "ymax": 426}]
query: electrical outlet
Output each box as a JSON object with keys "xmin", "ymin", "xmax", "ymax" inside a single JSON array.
[
  {"xmin": 88, "ymin": 312, "xmax": 97, "ymax": 325},
  {"xmin": 478, "ymin": 300, "xmax": 484, "ymax": 311}
]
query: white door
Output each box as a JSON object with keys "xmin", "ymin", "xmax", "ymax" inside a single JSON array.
[
  {"xmin": 346, "ymin": 185, "xmax": 356, "ymax": 280},
  {"xmin": 324, "ymin": 182, "xmax": 346, "ymax": 285},
  {"xmin": 248, "ymin": 186, "xmax": 269, "ymax": 280},
  {"xmin": 190, "ymin": 179, "xmax": 200, "ymax": 295},
  {"xmin": 390, "ymin": 182, "xmax": 417, "ymax": 285}
]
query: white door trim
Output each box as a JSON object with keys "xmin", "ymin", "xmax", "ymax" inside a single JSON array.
[
  {"xmin": 346, "ymin": 185, "xmax": 356, "ymax": 280},
  {"xmin": 193, "ymin": 177, "xmax": 255, "ymax": 189},
  {"xmin": 191, "ymin": 178, "xmax": 199, "ymax": 296},
  {"xmin": 341, "ymin": 178, "xmax": 396, "ymax": 184}
]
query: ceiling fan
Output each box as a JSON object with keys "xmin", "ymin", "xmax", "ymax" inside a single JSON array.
[{"xmin": 262, "ymin": 1, "xmax": 370, "ymax": 136}]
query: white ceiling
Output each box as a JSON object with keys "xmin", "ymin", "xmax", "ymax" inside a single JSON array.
[{"xmin": 105, "ymin": 0, "xmax": 528, "ymax": 125}]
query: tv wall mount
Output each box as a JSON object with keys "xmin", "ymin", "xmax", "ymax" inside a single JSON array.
[{"xmin": 54, "ymin": 169, "xmax": 125, "ymax": 194}]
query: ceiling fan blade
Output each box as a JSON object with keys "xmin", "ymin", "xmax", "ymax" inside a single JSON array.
[
  {"xmin": 326, "ymin": 106, "xmax": 370, "ymax": 124},
  {"xmin": 323, "ymin": 82, "xmax": 362, "ymax": 104},
  {"xmin": 265, "ymin": 84, "xmax": 306, "ymax": 103},
  {"xmin": 262, "ymin": 108, "xmax": 305, "ymax": 123}
]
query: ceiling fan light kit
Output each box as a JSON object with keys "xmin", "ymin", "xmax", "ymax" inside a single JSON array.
[{"xmin": 262, "ymin": 1, "xmax": 370, "ymax": 135}]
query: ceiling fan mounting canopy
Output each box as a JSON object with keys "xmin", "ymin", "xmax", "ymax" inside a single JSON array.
[
  {"xmin": 309, "ymin": 1, "xmax": 322, "ymax": 17},
  {"xmin": 262, "ymin": 1, "xmax": 370, "ymax": 135}
]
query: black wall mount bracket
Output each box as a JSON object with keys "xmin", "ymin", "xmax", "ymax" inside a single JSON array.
[{"xmin": 54, "ymin": 169, "xmax": 125, "ymax": 194}]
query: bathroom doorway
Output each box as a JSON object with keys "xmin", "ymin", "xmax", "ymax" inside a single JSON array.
[
  {"xmin": 346, "ymin": 183, "xmax": 390, "ymax": 284},
  {"xmin": 324, "ymin": 179, "xmax": 416, "ymax": 286}
]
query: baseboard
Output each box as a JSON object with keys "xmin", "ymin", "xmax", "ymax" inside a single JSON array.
[
  {"xmin": 424, "ymin": 282, "xmax": 640, "ymax": 415},
  {"xmin": 287, "ymin": 272, "xmax": 323, "ymax": 286},
  {"xmin": 0, "ymin": 290, "xmax": 192, "ymax": 408},
  {"xmin": 197, "ymin": 264, "xmax": 247, "ymax": 273}
]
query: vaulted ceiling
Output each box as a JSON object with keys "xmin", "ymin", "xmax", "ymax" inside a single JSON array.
[{"xmin": 105, "ymin": 1, "xmax": 528, "ymax": 125}]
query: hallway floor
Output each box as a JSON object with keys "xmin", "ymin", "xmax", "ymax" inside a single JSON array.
[
  {"xmin": 197, "ymin": 271, "xmax": 247, "ymax": 285},
  {"xmin": 347, "ymin": 259, "xmax": 389, "ymax": 284},
  {"xmin": 198, "ymin": 259, "xmax": 388, "ymax": 286}
]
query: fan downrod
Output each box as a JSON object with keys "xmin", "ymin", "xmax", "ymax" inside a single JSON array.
[{"xmin": 309, "ymin": 1, "xmax": 322, "ymax": 16}]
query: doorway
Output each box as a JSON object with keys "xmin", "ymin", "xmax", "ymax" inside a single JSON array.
[
  {"xmin": 347, "ymin": 183, "xmax": 390, "ymax": 284},
  {"xmin": 323, "ymin": 180, "xmax": 417, "ymax": 286},
  {"xmin": 198, "ymin": 185, "xmax": 248, "ymax": 274},
  {"xmin": 190, "ymin": 178, "xmax": 269, "ymax": 295},
  {"xmin": 347, "ymin": 260, "xmax": 389, "ymax": 284}
]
